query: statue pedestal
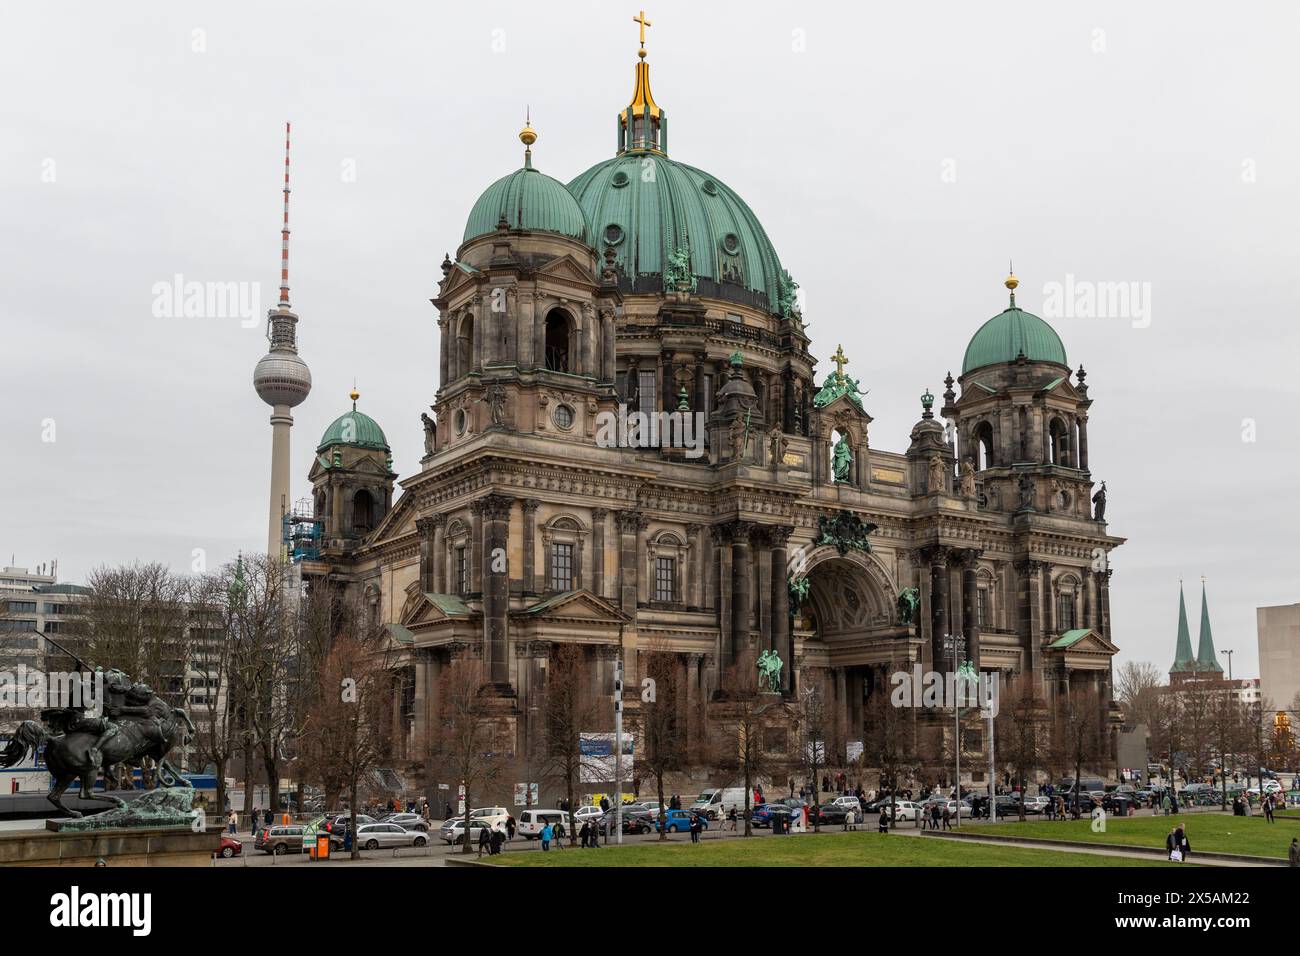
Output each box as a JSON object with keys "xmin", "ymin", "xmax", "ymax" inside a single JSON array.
[{"xmin": 0, "ymin": 825, "xmax": 221, "ymax": 867}]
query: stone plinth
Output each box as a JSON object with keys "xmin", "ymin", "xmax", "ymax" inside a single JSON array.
[{"xmin": 0, "ymin": 826, "xmax": 222, "ymax": 867}]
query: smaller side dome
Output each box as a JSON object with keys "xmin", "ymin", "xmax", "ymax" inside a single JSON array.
[
  {"xmin": 462, "ymin": 165, "xmax": 588, "ymax": 245},
  {"xmin": 962, "ymin": 307, "xmax": 1068, "ymax": 374},
  {"xmin": 318, "ymin": 408, "xmax": 389, "ymax": 453}
]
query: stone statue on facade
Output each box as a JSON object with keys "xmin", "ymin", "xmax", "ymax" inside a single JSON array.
[
  {"xmin": 831, "ymin": 434, "xmax": 853, "ymax": 482},
  {"xmin": 1092, "ymin": 481, "xmax": 1107, "ymax": 521},
  {"xmin": 928, "ymin": 454, "xmax": 946, "ymax": 494},
  {"xmin": 960, "ymin": 457, "xmax": 976, "ymax": 498},
  {"xmin": 769, "ymin": 426, "xmax": 788, "ymax": 467},
  {"xmin": 421, "ymin": 412, "xmax": 436, "ymax": 456},
  {"xmin": 1019, "ymin": 474, "xmax": 1035, "ymax": 510},
  {"xmin": 756, "ymin": 649, "xmax": 783, "ymax": 693},
  {"xmin": 897, "ymin": 587, "xmax": 921, "ymax": 625}
]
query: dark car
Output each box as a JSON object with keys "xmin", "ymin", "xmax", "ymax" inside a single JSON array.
[
  {"xmin": 751, "ymin": 804, "xmax": 794, "ymax": 828},
  {"xmin": 810, "ymin": 804, "xmax": 849, "ymax": 826}
]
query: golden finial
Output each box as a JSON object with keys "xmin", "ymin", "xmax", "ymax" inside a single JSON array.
[
  {"xmin": 519, "ymin": 105, "xmax": 537, "ymax": 147},
  {"xmin": 350, "ymin": 384, "xmax": 360, "ymax": 410},
  {"xmin": 832, "ymin": 344, "xmax": 849, "ymax": 381},
  {"xmin": 633, "ymin": 9, "xmax": 652, "ymax": 58},
  {"xmin": 1005, "ymin": 259, "xmax": 1018, "ymax": 291}
]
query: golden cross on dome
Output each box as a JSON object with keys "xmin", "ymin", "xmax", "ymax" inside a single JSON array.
[
  {"xmin": 633, "ymin": 9, "xmax": 652, "ymax": 53},
  {"xmin": 832, "ymin": 344, "xmax": 849, "ymax": 381}
]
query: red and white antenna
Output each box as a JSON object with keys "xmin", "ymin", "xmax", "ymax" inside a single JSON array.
[{"xmin": 279, "ymin": 121, "xmax": 292, "ymax": 309}]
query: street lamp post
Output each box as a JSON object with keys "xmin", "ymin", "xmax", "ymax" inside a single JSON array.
[
  {"xmin": 1221, "ymin": 648, "xmax": 1234, "ymax": 681},
  {"xmin": 614, "ymin": 656, "xmax": 624, "ymax": 845},
  {"xmin": 942, "ymin": 633, "xmax": 966, "ymax": 827}
]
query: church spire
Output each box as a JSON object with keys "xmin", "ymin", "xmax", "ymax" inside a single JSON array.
[
  {"xmin": 1171, "ymin": 580, "xmax": 1195, "ymax": 674},
  {"xmin": 618, "ymin": 10, "xmax": 668, "ymax": 155},
  {"xmin": 1195, "ymin": 577, "xmax": 1224, "ymax": 672}
]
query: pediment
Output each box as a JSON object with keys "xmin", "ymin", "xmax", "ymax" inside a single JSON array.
[
  {"xmin": 370, "ymin": 491, "xmax": 413, "ymax": 541},
  {"xmin": 1047, "ymin": 628, "xmax": 1118, "ymax": 656},
  {"xmin": 515, "ymin": 589, "xmax": 628, "ymax": 624},
  {"xmin": 399, "ymin": 585, "xmax": 474, "ymax": 628},
  {"xmin": 535, "ymin": 254, "xmax": 598, "ymax": 288},
  {"xmin": 820, "ymin": 393, "xmax": 873, "ymax": 425}
]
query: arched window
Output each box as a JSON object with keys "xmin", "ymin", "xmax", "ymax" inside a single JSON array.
[
  {"xmin": 544, "ymin": 309, "xmax": 571, "ymax": 372},
  {"xmin": 353, "ymin": 489, "xmax": 375, "ymax": 535},
  {"xmin": 974, "ymin": 421, "xmax": 995, "ymax": 470},
  {"xmin": 1049, "ymin": 417, "xmax": 1070, "ymax": 466},
  {"xmin": 457, "ymin": 313, "xmax": 475, "ymax": 375}
]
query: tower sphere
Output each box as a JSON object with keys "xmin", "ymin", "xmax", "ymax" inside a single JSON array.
[{"xmin": 253, "ymin": 349, "xmax": 313, "ymax": 407}]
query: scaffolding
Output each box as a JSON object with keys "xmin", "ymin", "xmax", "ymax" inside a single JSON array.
[{"xmin": 282, "ymin": 498, "xmax": 323, "ymax": 562}]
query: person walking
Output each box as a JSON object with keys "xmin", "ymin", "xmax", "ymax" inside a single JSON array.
[
  {"xmin": 250, "ymin": 806, "xmax": 259, "ymax": 834},
  {"xmin": 477, "ymin": 822, "xmax": 491, "ymax": 857},
  {"xmin": 579, "ymin": 820, "xmax": 591, "ymax": 848},
  {"xmin": 227, "ymin": 810, "xmax": 238, "ymax": 835},
  {"xmin": 554, "ymin": 819, "xmax": 566, "ymax": 849},
  {"xmin": 540, "ymin": 822, "xmax": 552, "ymax": 852},
  {"xmin": 689, "ymin": 814, "xmax": 701, "ymax": 844},
  {"xmin": 728, "ymin": 807, "xmax": 738, "ymax": 831},
  {"xmin": 506, "ymin": 815, "xmax": 516, "ymax": 840},
  {"xmin": 1265, "ymin": 794, "xmax": 1276, "ymax": 823},
  {"xmin": 489, "ymin": 826, "xmax": 505, "ymax": 856},
  {"xmin": 1290, "ymin": 837, "xmax": 1299, "ymax": 867},
  {"xmin": 941, "ymin": 805, "xmax": 952, "ymax": 831},
  {"xmin": 877, "ymin": 807, "xmax": 889, "ymax": 834}
]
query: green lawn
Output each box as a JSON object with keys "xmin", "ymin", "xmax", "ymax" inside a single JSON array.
[
  {"xmin": 492, "ymin": 832, "xmax": 1169, "ymax": 867},
  {"xmin": 963, "ymin": 812, "xmax": 1296, "ymax": 859}
]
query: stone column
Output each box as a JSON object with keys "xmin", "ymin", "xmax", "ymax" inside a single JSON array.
[
  {"xmin": 616, "ymin": 510, "xmax": 644, "ymax": 615},
  {"xmin": 637, "ymin": 516, "xmax": 652, "ymax": 605},
  {"xmin": 1099, "ymin": 568, "xmax": 1113, "ymax": 641},
  {"xmin": 522, "ymin": 499, "xmax": 539, "ymax": 594},
  {"xmin": 1017, "ymin": 559, "xmax": 1045, "ymax": 681},
  {"xmin": 686, "ymin": 524, "xmax": 702, "ymax": 609},
  {"xmin": 469, "ymin": 499, "xmax": 484, "ymax": 594},
  {"xmin": 959, "ymin": 548, "xmax": 983, "ymax": 671},
  {"xmin": 482, "ymin": 494, "xmax": 513, "ymax": 686},
  {"xmin": 601, "ymin": 308, "xmax": 616, "ymax": 383},
  {"xmin": 925, "ymin": 545, "xmax": 951, "ymax": 667},
  {"xmin": 416, "ymin": 516, "xmax": 436, "ymax": 593},
  {"xmin": 755, "ymin": 528, "xmax": 772, "ymax": 655},
  {"xmin": 685, "ymin": 652, "xmax": 703, "ymax": 754},
  {"xmin": 782, "ymin": 367, "xmax": 796, "ymax": 433},
  {"xmin": 770, "ymin": 526, "xmax": 793, "ymax": 694},
  {"xmin": 729, "ymin": 521, "xmax": 754, "ymax": 667},
  {"xmin": 518, "ymin": 292, "xmax": 535, "ymax": 369},
  {"xmin": 430, "ymin": 514, "xmax": 446, "ymax": 593},
  {"xmin": 591, "ymin": 508, "xmax": 608, "ymax": 599},
  {"xmin": 438, "ymin": 315, "xmax": 449, "ymax": 385},
  {"xmin": 1078, "ymin": 415, "xmax": 1090, "ymax": 471},
  {"xmin": 413, "ymin": 649, "xmax": 430, "ymax": 758}
]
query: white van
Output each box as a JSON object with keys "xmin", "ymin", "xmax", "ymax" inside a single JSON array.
[
  {"xmin": 690, "ymin": 787, "xmax": 753, "ymax": 821},
  {"xmin": 516, "ymin": 808, "xmax": 570, "ymax": 839}
]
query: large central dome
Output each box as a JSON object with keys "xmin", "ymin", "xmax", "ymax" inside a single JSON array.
[{"xmin": 567, "ymin": 154, "xmax": 784, "ymax": 309}]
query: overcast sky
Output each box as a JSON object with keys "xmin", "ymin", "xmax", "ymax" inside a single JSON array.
[{"xmin": 4, "ymin": 1, "xmax": 1297, "ymax": 679}]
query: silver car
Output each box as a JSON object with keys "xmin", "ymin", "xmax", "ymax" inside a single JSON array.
[{"xmin": 354, "ymin": 823, "xmax": 428, "ymax": 850}]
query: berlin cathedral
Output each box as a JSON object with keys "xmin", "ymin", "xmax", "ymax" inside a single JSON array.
[{"xmin": 295, "ymin": 22, "xmax": 1125, "ymax": 789}]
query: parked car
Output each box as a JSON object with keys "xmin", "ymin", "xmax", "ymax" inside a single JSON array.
[
  {"xmin": 469, "ymin": 806, "xmax": 511, "ymax": 829},
  {"xmin": 516, "ymin": 809, "xmax": 570, "ymax": 840},
  {"xmin": 439, "ymin": 818, "xmax": 495, "ymax": 845},
  {"xmin": 810, "ymin": 804, "xmax": 849, "ymax": 826},
  {"xmin": 690, "ymin": 787, "xmax": 756, "ymax": 821},
  {"xmin": 573, "ymin": 805, "xmax": 606, "ymax": 826},
  {"xmin": 751, "ymin": 804, "xmax": 793, "ymax": 828},
  {"xmin": 323, "ymin": 813, "xmax": 377, "ymax": 835},
  {"xmin": 355, "ymin": 823, "xmax": 428, "ymax": 849},
  {"xmin": 1022, "ymin": 796, "xmax": 1049, "ymax": 815},
  {"xmin": 657, "ymin": 809, "xmax": 708, "ymax": 833},
  {"xmin": 881, "ymin": 800, "xmax": 922, "ymax": 822},
  {"xmin": 215, "ymin": 835, "xmax": 242, "ymax": 858},
  {"xmin": 256, "ymin": 824, "xmax": 307, "ymax": 855},
  {"xmin": 381, "ymin": 812, "xmax": 430, "ymax": 832}
]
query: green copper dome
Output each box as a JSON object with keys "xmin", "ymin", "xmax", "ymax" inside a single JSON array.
[
  {"xmin": 962, "ymin": 306, "xmax": 1068, "ymax": 375},
  {"xmin": 463, "ymin": 164, "xmax": 588, "ymax": 245},
  {"xmin": 566, "ymin": 154, "xmax": 785, "ymax": 310},
  {"xmin": 317, "ymin": 409, "xmax": 390, "ymax": 453}
]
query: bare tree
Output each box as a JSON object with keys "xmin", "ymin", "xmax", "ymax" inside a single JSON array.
[
  {"xmin": 431, "ymin": 658, "xmax": 508, "ymax": 854},
  {"xmin": 299, "ymin": 632, "xmax": 389, "ymax": 859},
  {"xmin": 537, "ymin": 644, "xmax": 603, "ymax": 845},
  {"xmin": 798, "ymin": 684, "xmax": 832, "ymax": 832},
  {"xmin": 1051, "ymin": 685, "xmax": 1105, "ymax": 813},
  {"xmin": 863, "ymin": 676, "xmax": 920, "ymax": 825},
  {"xmin": 634, "ymin": 646, "xmax": 683, "ymax": 841},
  {"xmin": 714, "ymin": 650, "xmax": 786, "ymax": 838},
  {"xmin": 994, "ymin": 675, "xmax": 1050, "ymax": 820},
  {"xmin": 1115, "ymin": 660, "xmax": 1164, "ymax": 732},
  {"xmin": 186, "ymin": 565, "xmax": 242, "ymax": 813}
]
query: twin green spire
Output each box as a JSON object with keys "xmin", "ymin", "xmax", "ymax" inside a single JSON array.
[{"xmin": 1171, "ymin": 580, "xmax": 1223, "ymax": 675}]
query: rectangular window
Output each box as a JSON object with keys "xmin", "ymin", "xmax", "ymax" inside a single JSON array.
[
  {"xmin": 550, "ymin": 543, "xmax": 574, "ymax": 592},
  {"xmin": 637, "ymin": 369, "xmax": 657, "ymax": 415},
  {"xmin": 6, "ymin": 601, "xmax": 37, "ymax": 613},
  {"xmin": 654, "ymin": 556, "xmax": 676, "ymax": 603},
  {"xmin": 977, "ymin": 589, "xmax": 990, "ymax": 629},
  {"xmin": 456, "ymin": 546, "xmax": 468, "ymax": 594},
  {"xmin": 615, "ymin": 371, "xmax": 627, "ymax": 404},
  {"xmin": 1058, "ymin": 593, "xmax": 1075, "ymax": 631}
]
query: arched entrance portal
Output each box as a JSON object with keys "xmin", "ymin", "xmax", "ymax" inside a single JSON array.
[{"xmin": 790, "ymin": 547, "xmax": 909, "ymax": 764}]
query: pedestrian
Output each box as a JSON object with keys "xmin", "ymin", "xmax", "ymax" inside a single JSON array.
[
  {"xmin": 444, "ymin": 801, "xmax": 452, "ymax": 820},
  {"xmin": 1162, "ymin": 793, "xmax": 1171, "ymax": 815},
  {"xmin": 931, "ymin": 803, "xmax": 941, "ymax": 831},
  {"xmin": 600, "ymin": 796, "xmax": 611, "ymax": 814},
  {"xmin": 506, "ymin": 815, "xmax": 516, "ymax": 839},
  {"xmin": 1265, "ymin": 794, "xmax": 1276, "ymax": 823},
  {"xmin": 728, "ymin": 807, "xmax": 737, "ymax": 831},
  {"xmin": 227, "ymin": 810, "xmax": 238, "ymax": 835},
  {"xmin": 250, "ymin": 806, "xmax": 259, "ymax": 834},
  {"xmin": 942, "ymin": 805, "xmax": 952, "ymax": 831},
  {"xmin": 540, "ymin": 822, "xmax": 552, "ymax": 852},
  {"xmin": 489, "ymin": 826, "xmax": 505, "ymax": 856},
  {"xmin": 553, "ymin": 819, "xmax": 565, "ymax": 849},
  {"xmin": 846, "ymin": 808, "xmax": 857, "ymax": 832},
  {"xmin": 477, "ymin": 823, "xmax": 491, "ymax": 857},
  {"xmin": 1290, "ymin": 838, "xmax": 1300, "ymax": 868},
  {"xmin": 579, "ymin": 820, "xmax": 590, "ymax": 848},
  {"xmin": 689, "ymin": 814, "xmax": 701, "ymax": 843},
  {"xmin": 878, "ymin": 808, "xmax": 889, "ymax": 834}
]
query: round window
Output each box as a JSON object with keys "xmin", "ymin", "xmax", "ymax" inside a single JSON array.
[
  {"xmin": 604, "ymin": 223, "xmax": 625, "ymax": 246},
  {"xmin": 454, "ymin": 408, "xmax": 467, "ymax": 435},
  {"xmin": 721, "ymin": 233, "xmax": 741, "ymax": 256},
  {"xmin": 554, "ymin": 404, "xmax": 575, "ymax": 430},
  {"xmin": 701, "ymin": 179, "xmax": 718, "ymax": 196},
  {"xmin": 611, "ymin": 170, "xmax": 630, "ymax": 188}
]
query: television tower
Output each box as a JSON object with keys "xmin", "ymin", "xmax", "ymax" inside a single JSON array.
[{"xmin": 252, "ymin": 122, "xmax": 312, "ymax": 558}]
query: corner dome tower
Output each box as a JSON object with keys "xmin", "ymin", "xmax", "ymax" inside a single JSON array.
[
  {"xmin": 317, "ymin": 389, "xmax": 390, "ymax": 453},
  {"xmin": 962, "ymin": 273, "xmax": 1068, "ymax": 374},
  {"xmin": 462, "ymin": 121, "xmax": 588, "ymax": 245}
]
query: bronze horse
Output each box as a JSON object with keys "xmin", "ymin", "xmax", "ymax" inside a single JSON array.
[{"xmin": 0, "ymin": 701, "xmax": 195, "ymax": 817}]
